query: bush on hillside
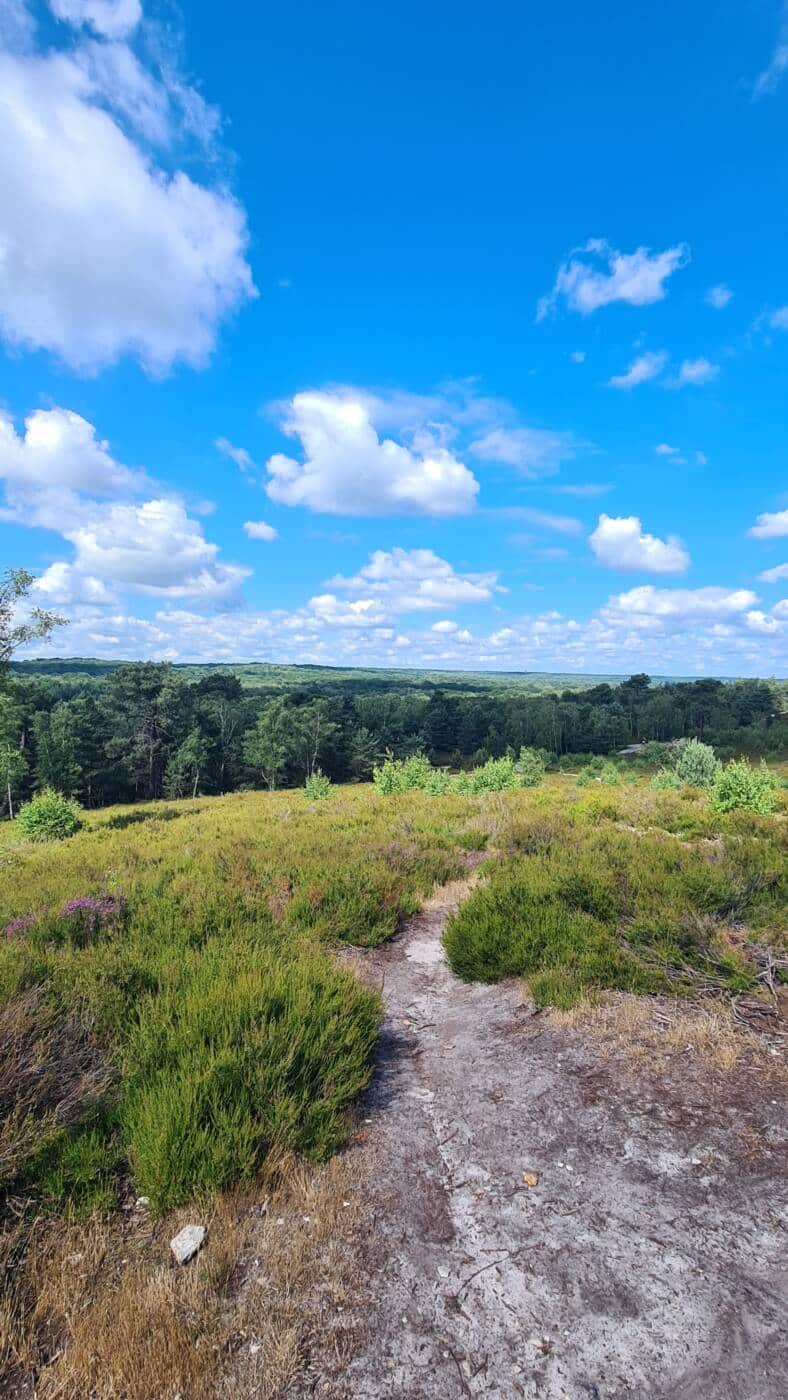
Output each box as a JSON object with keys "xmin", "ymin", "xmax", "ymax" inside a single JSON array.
[
  {"xmin": 674, "ymin": 738, "xmax": 719, "ymax": 788},
  {"xmin": 16, "ymin": 789, "xmax": 82, "ymax": 842},
  {"xmin": 304, "ymin": 770, "xmax": 332, "ymax": 800},
  {"xmin": 710, "ymin": 759, "xmax": 779, "ymax": 815},
  {"xmin": 515, "ymin": 746, "xmax": 547, "ymax": 787}
]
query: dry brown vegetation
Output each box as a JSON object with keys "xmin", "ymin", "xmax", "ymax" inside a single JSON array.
[
  {"xmin": 1, "ymin": 1153, "xmax": 369, "ymax": 1400},
  {"xmin": 545, "ymin": 988, "xmax": 788, "ymax": 1082}
]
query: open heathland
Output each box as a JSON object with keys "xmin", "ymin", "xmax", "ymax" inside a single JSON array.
[{"xmin": 0, "ymin": 770, "xmax": 786, "ymax": 1396}]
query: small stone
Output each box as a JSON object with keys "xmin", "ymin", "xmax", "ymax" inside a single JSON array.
[
  {"xmin": 522, "ymin": 1170, "xmax": 540, "ymax": 1188},
  {"xmin": 135, "ymin": 1196, "xmax": 150, "ymax": 1209},
  {"xmin": 437, "ymin": 1265, "xmax": 450, "ymax": 1278},
  {"xmin": 170, "ymin": 1224, "xmax": 206, "ymax": 1265}
]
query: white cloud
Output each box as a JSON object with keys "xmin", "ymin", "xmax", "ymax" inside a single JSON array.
[
  {"xmin": 264, "ymin": 389, "xmax": 479, "ymax": 516},
  {"xmin": 570, "ymin": 350, "xmax": 586, "ymax": 363},
  {"xmin": 604, "ymin": 585, "xmax": 757, "ymax": 620},
  {"xmin": 495, "ymin": 507, "xmax": 582, "ymax": 535},
  {"xmin": 1, "ymin": 403, "xmax": 248, "ymax": 605},
  {"xmin": 33, "ymin": 560, "xmax": 116, "ymax": 605},
  {"xmin": 431, "ymin": 619, "xmax": 459, "ymax": 634},
  {"xmin": 0, "ymin": 17, "xmax": 255, "ymax": 373},
  {"xmin": 589, "ymin": 514, "xmax": 690, "ymax": 574},
  {"xmin": 695, "ymin": 451, "xmax": 707, "ymax": 466},
  {"xmin": 745, "ymin": 609, "xmax": 780, "ymax": 634},
  {"xmin": 705, "ymin": 284, "xmax": 733, "ymax": 309},
  {"xmin": 551, "ymin": 481, "xmax": 612, "ymax": 498},
  {"xmin": 748, "ymin": 509, "xmax": 788, "ymax": 539},
  {"xmin": 468, "ymin": 426, "xmax": 575, "ymax": 478},
  {"xmin": 327, "ymin": 547, "xmax": 499, "ymax": 612},
  {"xmin": 670, "ymin": 358, "xmax": 719, "ymax": 388},
  {"xmin": 759, "ymin": 562, "xmax": 788, "ymax": 582},
  {"xmin": 243, "ymin": 519, "xmax": 278, "ymax": 542},
  {"xmin": 767, "ymin": 306, "xmax": 788, "ymax": 330},
  {"xmin": 63, "ymin": 498, "xmax": 250, "ymax": 601},
  {"xmin": 537, "ymin": 239, "xmax": 689, "ymax": 320},
  {"xmin": 608, "ymin": 351, "xmax": 668, "ymax": 389},
  {"xmin": 655, "ymin": 442, "xmax": 679, "ymax": 456},
  {"xmin": 0, "ymin": 407, "xmax": 146, "ymax": 504},
  {"xmin": 216, "ymin": 437, "xmax": 257, "ymax": 474},
  {"xmin": 753, "ymin": 3, "xmax": 788, "ymax": 96},
  {"xmin": 49, "ymin": 0, "xmax": 141, "ymax": 39}
]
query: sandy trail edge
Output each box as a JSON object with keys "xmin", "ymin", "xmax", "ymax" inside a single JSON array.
[{"xmin": 339, "ymin": 866, "xmax": 788, "ymax": 1400}]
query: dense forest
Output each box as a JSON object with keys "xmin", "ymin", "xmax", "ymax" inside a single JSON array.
[{"xmin": 2, "ymin": 660, "xmax": 785, "ymax": 812}]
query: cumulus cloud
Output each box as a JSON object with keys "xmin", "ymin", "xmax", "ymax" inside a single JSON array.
[
  {"xmin": 748, "ymin": 509, "xmax": 788, "ymax": 539},
  {"xmin": 607, "ymin": 351, "xmax": 668, "ymax": 389},
  {"xmin": 603, "ymin": 585, "xmax": 757, "ymax": 620},
  {"xmin": 243, "ymin": 519, "xmax": 278, "ymax": 542},
  {"xmin": 468, "ymin": 426, "xmax": 575, "ymax": 478},
  {"xmin": 705, "ymin": 283, "xmax": 733, "ymax": 309},
  {"xmin": 537, "ymin": 239, "xmax": 689, "ymax": 320},
  {"xmin": 1, "ymin": 403, "xmax": 248, "ymax": 605},
  {"xmin": 589, "ymin": 514, "xmax": 690, "ymax": 574},
  {"xmin": 0, "ymin": 407, "xmax": 147, "ymax": 506},
  {"xmin": 655, "ymin": 443, "xmax": 679, "ymax": 456},
  {"xmin": 326, "ymin": 547, "xmax": 499, "ymax": 612},
  {"xmin": 670, "ymin": 358, "xmax": 720, "ymax": 388},
  {"xmin": 33, "ymin": 560, "xmax": 116, "ymax": 606},
  {"xmin": 0, "ymin": 10, "xmax": 255, "ymax": 373},
  {"xmin": 49, "ymin": 0, "xmax": 141, "ymax": 38},
  {"xmin": 63, "ymin": 498, "xmax": 250, "ymax": 600},
  {"xmin": 264, "ymin": 389, "xmax": 479, "ymax": 516},
  {"xmin": 759, "ymin": 562, "xmax": 788, "ymax": 582}
]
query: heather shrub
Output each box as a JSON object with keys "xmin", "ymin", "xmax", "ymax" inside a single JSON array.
[{"xmin": 17, "ymin": 789, "xmax": 82, "ymax": 842}]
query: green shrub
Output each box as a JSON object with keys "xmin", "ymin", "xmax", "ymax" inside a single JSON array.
[
  {"xmin": 674, "ymin": 738, "xmax": 719, "ymax": 788},
  {"xmin": 650, "ymin": 767, "xmax": 680, "ymax": 790},
  {"xmin": 372, "ymin": 752, "xmax": 434, "ymax": 794},
  {"xmin": 304, "ymin": 770, "xmax": 332, "ymax": 800},
  {"xmin": 515, "ymin": 746, "xmax": 546, "ymax": 787},
  {"xmin": 16, "ymin": 789, "xmax": 82, "ymax": 842},
  {"xmin": 466, "ymin": 756, "xmax": 520, "ymax": 793},
  {"xmin": 576, "ymin": 759, "xmax": 620, "ymax": 788},
  {"xmin": 710, "ymin": 760, "xmax": 779, "ymax": 815}
]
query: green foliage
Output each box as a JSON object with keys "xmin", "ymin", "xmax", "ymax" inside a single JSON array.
[
  {"xmin": 576, "ymin": 757, "xmax": 621, "ymax": 787},
  {"xmin": 515, "ymin": 746, "xmax": 546, "ymax": 787},
  {"xmin": 0, "ymin": 784, "xmax": 465, "ymax": 1213},
  {"xmin": 444, "ymin": 796, "xmax": 785, "ymax": 1007},
  {"xmin": 17, "ymin": 788, "xmax": 82, "ymax": 842},
  {"xmin": 303, "ymin": 770, "xmax": 332, "ymax": 800},
  {"xmin": 0, "ymin": 568, "xmax": 66, "ymax": 675},
  {"xmin": 650, "ymin": 767, "xmax": 681, "ymax": 790},
  {"xmin": 674, "ymin": 737, "xmax": 719, "ymax": 788},
  {"xmin": 710, "ymin": 759, "xmax": 779, "ymax": 815}
]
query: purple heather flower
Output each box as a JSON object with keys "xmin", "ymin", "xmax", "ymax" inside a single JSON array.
[
  {"xmin": 60, "ymin": 893, "xmax": 125, "ymax": 935},
  {"xmin": 4, "ymin": 914, "xmax": 35, "ymax": 939}
]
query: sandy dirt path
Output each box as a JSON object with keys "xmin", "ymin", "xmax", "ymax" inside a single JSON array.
[{"xmin": 342, "ymin": 872, "xmax": 788, "ymax": 1400}]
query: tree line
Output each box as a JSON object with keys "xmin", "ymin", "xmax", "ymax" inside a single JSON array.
[{"xmin": 1, "ymin": 660, "xmax": 784, "ymax": 813}]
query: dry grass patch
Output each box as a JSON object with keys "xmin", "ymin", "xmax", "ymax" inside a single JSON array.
[
  {"xmin": 1, "ymin": 1152, "xmax": 369, "ymax": 1400},
  {"xmin": 545, "ymin": 989, "xmax": 787, "ymax": 1082}
]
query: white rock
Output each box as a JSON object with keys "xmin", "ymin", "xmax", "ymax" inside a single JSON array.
[{"xmin": 170, "ymin": 1224, "xmax": 206, "ymax": 1265}]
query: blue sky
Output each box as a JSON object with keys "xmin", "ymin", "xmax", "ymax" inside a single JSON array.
[{"xmin": 1, "ymin": 0, "xmax": 787, "ymax": 675}]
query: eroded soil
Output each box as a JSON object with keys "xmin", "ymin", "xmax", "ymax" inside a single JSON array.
[{"xmin": 341, "ymin": 874, "xmax": 788, "ymax": 1400}]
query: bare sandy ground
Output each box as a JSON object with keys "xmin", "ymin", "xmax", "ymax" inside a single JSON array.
[{"xmin": 341, "ymin": 875, "xmax": 788, "ymax": 1400}]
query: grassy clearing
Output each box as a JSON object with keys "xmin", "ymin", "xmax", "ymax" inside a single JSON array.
[
  {"xmin": 444, "ymin": 776, "xmax": 787, "ymax": 1009},
  {"xmin": 0, "ymin": 787, "xmax": 476, "ymax": 1216}
]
